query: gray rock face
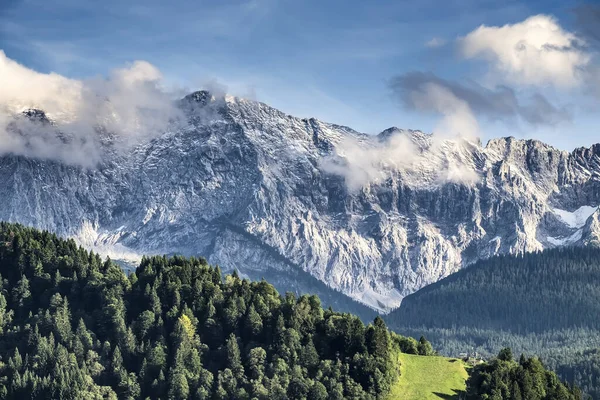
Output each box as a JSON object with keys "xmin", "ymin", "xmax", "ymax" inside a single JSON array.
[{"xmin": 1, "ymin": 92, "xmax": 599, "ymax": 311}]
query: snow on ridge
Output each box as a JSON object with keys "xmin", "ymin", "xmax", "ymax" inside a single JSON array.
[
  {"xmin": 551, "ymin": 206, "xmax": 598, "ymax": 229},
  {"xmin": 349, "ymin": 287, "xmax": 403, "ymax": 313},
  {"xmin": 547, "ymin": 229, "xmax": 584, "ymax": 246},
  {"xmin": 74, "ymin": 221, "xmax": 143, "ymax": 265}
]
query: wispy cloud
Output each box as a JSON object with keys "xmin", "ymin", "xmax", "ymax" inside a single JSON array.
[
  {"xmin": 320, "ymin": 125, "xmax": 482, "ymax": 192},
  {"xmin": 118, "ymin": 0, "xmax": 277, "ymax": 41},
  {"xmin": 320, "ymin": 133, "xmax": 418, "ymax": 192},
  {"xmin": 425, "ymin": 37, "xmax": 447, "ymax": 48},
  {"xmin": 390, "ymin": 71, "xmax": 571, "ymax": 127}
]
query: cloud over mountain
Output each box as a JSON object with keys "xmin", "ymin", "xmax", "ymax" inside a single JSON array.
[{"xmin": 0, "ymin": 51, "xmax": 183, "ymax": 166}]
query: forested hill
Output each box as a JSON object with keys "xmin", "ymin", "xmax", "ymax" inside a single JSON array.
[
  {"xmin": 0, "ymin": 222, "xmax": 400, "ymax": 399},
  {"xmin": 387, "ymin": 247, "xmax": 600, "ymax": 333}
]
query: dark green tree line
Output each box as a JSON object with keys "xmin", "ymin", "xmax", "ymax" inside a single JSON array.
[
  {"xmin": 0, "ymin": 222, "xmax": 402, "ymax": 399},
  {"xmin": 466, "ymin": 348, "xmax": 584, "ymax": 400}
]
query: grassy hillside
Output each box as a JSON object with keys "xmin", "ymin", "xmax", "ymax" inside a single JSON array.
[{"xmin": 387, "ymin": 353, "xmax": 468, "ymax": 399}]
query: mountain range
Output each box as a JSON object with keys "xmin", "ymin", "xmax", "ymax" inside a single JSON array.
[{"xmin": 2, "ymin": 90, "xmax": 599, "ymax": 311}]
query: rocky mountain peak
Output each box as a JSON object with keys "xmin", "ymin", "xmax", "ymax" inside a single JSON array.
[
  {"xmin": 183, "ymin": 90, "xmax": 215, "ymax": 106},
  {"xmin": 21, "ymin": 108, "xmax": 51, "ymax": 124}
]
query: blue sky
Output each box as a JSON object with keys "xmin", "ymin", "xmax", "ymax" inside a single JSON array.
[{"xmin": 1, "ymin": 0, "xmax": 598, "ymax": 150}]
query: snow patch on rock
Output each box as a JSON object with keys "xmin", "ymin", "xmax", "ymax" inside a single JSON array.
[{"xmin": 551, "ymin": 206, "xmax": 598, "ymax": 229}]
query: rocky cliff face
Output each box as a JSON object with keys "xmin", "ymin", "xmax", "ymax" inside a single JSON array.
[{"xmin": 1, "ymin": 91, "xmax": 599, "ymax": 311}]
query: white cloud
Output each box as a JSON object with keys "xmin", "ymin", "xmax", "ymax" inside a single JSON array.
[
  {"xmin": 320, "ymin": 134, "xmax": 418, "ymax": 192},
  {"xmin": 320, "ymin": 127, "xmax": 482, "ymax": 192},
  {"xmin": 460, "ymin": 15, "xmax": 590, "ymax": 87},
  {"xmin": 0, "ymin": 50, "xmax": 83, "ymax": 118},
  {"xmin": 444, "ymin": 163, "xmax": 480, "ymax": 185},
  {"xmin": 425, "ymin": 37, "xmax": 446, "ymax": 48},
  {"xmin": 0, "ymin": 51, "xmax": 184, "ymax": 166}
]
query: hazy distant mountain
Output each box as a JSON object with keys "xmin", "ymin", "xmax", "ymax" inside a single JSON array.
[{"xmin": 2, "ymin": 91, "xmax": 599, "ymax": 311}]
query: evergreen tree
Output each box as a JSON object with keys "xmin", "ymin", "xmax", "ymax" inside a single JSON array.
[
  {"xmin": 417, "ymin": 336, "xmax": 434, "ymax": 356},
  {"xmin": 226, "ymin": 334, "xmax": 244, "ymax": 381}
]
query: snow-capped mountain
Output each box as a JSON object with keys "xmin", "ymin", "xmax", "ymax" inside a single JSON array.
[{"xmin": 2, "ymin": 91, "xmax": 599, "ymax": 312}]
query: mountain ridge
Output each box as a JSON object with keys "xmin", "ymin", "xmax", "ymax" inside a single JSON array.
[{"xmin": 1, "ymin": 90, "xmax": 600, "ymax": 312}]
